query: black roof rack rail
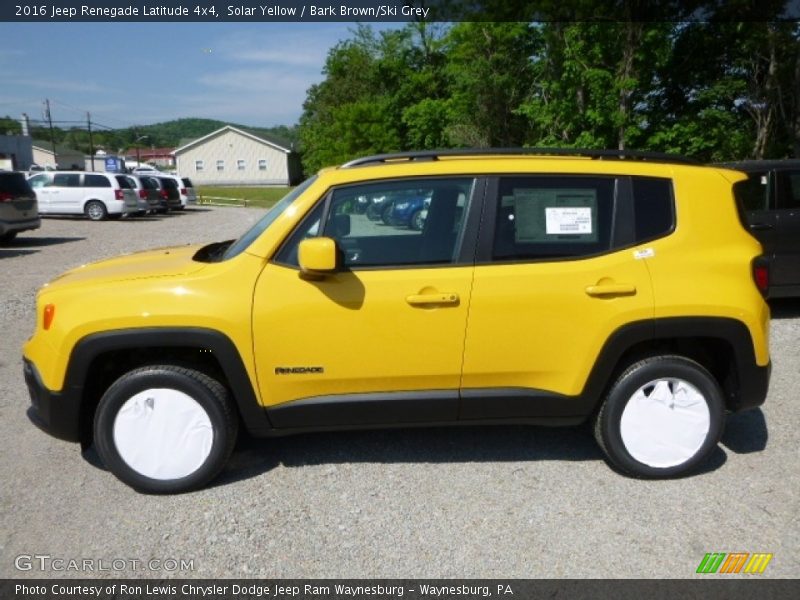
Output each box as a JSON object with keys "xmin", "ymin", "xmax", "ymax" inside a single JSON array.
[{"xmin": 340, "ymin": 147, "xmax": 700, "ymax": 168}]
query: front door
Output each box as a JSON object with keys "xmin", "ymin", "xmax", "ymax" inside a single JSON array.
[{"xmin": 252, "ymin": 176, "xmax": 478, "ymax": 428}]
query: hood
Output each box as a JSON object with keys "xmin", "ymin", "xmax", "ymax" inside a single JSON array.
[{"xmin": 45, "ymin": 244, "xmax": 208, "ymax": 289}]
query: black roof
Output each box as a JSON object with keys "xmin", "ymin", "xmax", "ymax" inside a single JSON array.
[
  {"xmin": 718, "ymin": 159, "xmax": 800, "ymax": 172},
  {"xmin": 341, "ymin": 148, "xmax": 700, "ymax": 168}
]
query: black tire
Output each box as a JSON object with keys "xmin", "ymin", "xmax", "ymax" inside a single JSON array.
[
  {"xmin": 409, "ymin": 209, "xmax": 425, "ymax": 231},
  {"xmin": 594, "ymin": 355, "xmax": 724, "ymax": 479},
  {"xmin": 0, "ymin": 231, "xmax": 17, "ymax": 244},
  {"xmin": 94, "ymin": 365, "xmax": 238, "ymax": 494},
  {"xmin": 381, "ymin": 203, "xmax": 394, "ymax": 225},
  {"xmin": 84, "ymin": 200, "xmax": 107, "ymax": 221}
]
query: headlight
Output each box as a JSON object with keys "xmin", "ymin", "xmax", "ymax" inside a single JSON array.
[{"xmin": 395, "ymin": 202, "xmax": 409, "ymax": 210}]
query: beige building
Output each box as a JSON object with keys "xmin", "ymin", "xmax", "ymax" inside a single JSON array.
[
  {"xmin": 32, "ymin": 140, "xmax": 85, "ymax": 170},
  {"xmin": 172, "ymin": 126, "xmax": 301, "ymax": 186}
]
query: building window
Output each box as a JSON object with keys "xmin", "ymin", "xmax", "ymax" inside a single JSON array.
[
  {"xmin": 258, "ymin": 159, "xmax": 267, "ymax": 171},
  {"xmin": 237, "ymin": 159, "xmax": 246, "ymax": 170},
  {"xmin": 216, "ymin": 160, "xmax": 224, "ymax": 171},
  {"xmin": 195, "ymin": 160, "xmax": 204, "ymax": 172}
]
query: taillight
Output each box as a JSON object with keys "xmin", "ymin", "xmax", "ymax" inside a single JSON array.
[
  {"xmin": 43, "ymin": 304, "xmax": 55, "ymax": 330},
  {"xmin": 753, "ymin": 258, "xmax": 769, "ymax": 296},
  {"xmin": 180, "ymin": 188, "xmax": 187, "ymax": 196},
  {"xmin": 114, "ymin": 189, "xmax": 124, "ymax": 200},
  {"xmin": 138, "ymin": 189, "xmax": 147, "ymax": 199},
  {"xmin": 0, "ymin": 192, "xmax": 13, "ymax": 202}
]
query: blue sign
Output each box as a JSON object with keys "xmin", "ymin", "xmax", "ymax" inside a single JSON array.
[{"xmin": 104, "ymin": 156, "xmax": 123, "ymax": 172}]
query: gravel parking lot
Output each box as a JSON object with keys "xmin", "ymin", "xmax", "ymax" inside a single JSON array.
[{"xmin": 1, "ymin": 207, "xmax": 798, "ymax": 579}]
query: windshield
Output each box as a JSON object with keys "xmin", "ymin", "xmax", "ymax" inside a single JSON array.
[{"xmin": 222, "ymin": 175, "xmax": 319, "ymax": 260}]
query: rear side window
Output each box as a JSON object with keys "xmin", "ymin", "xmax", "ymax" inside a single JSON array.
[
  {"xmin": 632, "ymin": 177, "xmax": 674, "ymax": 242},
  {"xmin": 0, "ymin": 172, "xmax": 33, "ymax": 195},
  {"xmin": 733, "ymin": 172, "xmax": 770, "ymax": 211},
  {"xmin": 53, "ymin": 173, "xmax": 81, "ymax": 187},
  {"xmin": 83, "ymin": 174, "xmax": 111, "ymax": 188},
  {"xmin": 182, "ymin": 178, "xmax": 193, "ymax": 187},
  {"xmin": 116, "ymin": 175, "xmax": 134, "ymax": 189},
  {"xmin": 161, "ymin": 178, "xmax": 178, "ymax": 190},
  {"xmin": 492, "ymin": 176, "xmax": 614, "ymax": 260}
]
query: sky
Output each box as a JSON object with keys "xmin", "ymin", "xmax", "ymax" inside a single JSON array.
[{"xmin": 0, "ymin": 22, "xmax": 399, "ymax": 130}]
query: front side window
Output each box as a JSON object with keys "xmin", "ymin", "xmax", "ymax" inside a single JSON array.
[
  {"xmin": 276, "ymin": 177, "xmax": 474, "ymax": 269},
  {"xmin": 53, "ymin": 173, "xmax": 81, "ymax": 187},
  {"xmin": 28, "ymin": 173, "xmax": 52, "ymax": 189},
  {"xmin": 492, "ymin": 176, "xmax": 614, "ymax": 260}
]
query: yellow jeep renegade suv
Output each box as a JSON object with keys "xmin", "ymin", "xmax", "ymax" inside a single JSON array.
[{"xmin": 23, "ymin": 149, "xmax": 771, "ymax": 493}]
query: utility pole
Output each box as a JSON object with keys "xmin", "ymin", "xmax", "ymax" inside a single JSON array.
[
  {"xmin": 44, "ymin": 99, "xmax": 57, "ymax": 168},
  {"xmin": 87, "ymin": 112, "xmax": 95, "ymax": 171}
]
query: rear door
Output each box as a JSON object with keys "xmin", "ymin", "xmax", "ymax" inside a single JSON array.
[{"xmin": 460, "ymin": 175, "xmax": 661, "ymax": 419}]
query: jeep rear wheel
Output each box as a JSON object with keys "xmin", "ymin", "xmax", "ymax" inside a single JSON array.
[
  {"xmin": 94, "ymin": 365, "xmax": 238, "ymax": 494},
  {"xmin": 594, "ymin": 356, "xmax": 724, "ymax": 478}
]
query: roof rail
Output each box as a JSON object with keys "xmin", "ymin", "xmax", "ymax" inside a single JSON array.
[{"xmin": 340, "ymin": 147, "xmax": 700, "ymax": 168}]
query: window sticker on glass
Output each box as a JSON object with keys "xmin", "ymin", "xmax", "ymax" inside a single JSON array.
[
  {"xmin": 512, "ymin": 188, "xmax": 597, "ymax": 243},
  {"xmin": 546, "ymin": 206, "xmax": 592, "ymax": 234}
]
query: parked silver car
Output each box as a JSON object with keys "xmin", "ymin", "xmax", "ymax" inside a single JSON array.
[{"xmin": 0, "ymin": 171, "xmax": 40, "ymax": 243}]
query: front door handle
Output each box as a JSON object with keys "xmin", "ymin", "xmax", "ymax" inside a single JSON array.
[
  {"xmin": 406, "ymin": 293, "xmax": 460, "ymax": 306},
  {"xmin": 585, "ymin": 283, "xmax": 636, "ymax": 297}
]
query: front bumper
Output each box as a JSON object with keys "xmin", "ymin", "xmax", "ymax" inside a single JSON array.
[{"xmin": 23, "ymin": 359, "xmax": 81, "ymax": 442}]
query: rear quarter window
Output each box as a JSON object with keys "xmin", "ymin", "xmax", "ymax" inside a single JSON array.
[{"xmin": 632, "ymin": 177, "xmax": 674, "ymax": 242}]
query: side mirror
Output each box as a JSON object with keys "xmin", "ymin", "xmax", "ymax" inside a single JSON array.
[{"xmin": 298, "ymin": 237, "xmax": 338, "ymax": 277}]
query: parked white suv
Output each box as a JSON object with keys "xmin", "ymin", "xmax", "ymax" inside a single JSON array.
[
  {"xmin": 28, "ymin": 172, "xmax": 139, "ymax": 221},
  {"xmin": 158, "ymin": 174, "xmax": 197, "ymax": 209}
]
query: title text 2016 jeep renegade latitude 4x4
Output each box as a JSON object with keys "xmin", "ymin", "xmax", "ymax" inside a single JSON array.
[{"xmin": 23, "ymin": 149, "xmax": 771, "ymax": 493}]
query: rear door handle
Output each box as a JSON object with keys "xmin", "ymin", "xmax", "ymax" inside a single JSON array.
[
  {"xmin": 585, "ymin": 284, "xmax": 636, "ymax": 297},
  {"xmin": 406, "ymin": 293, "xmax": 460, "ymax": 306}
]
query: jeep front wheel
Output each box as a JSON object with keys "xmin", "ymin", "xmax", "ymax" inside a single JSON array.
[
  {"xmin": 594, "ymin": 356, "xmax": 724, "ymax": 478},
  {"xmin": 94, "ymin": 365, "xmax": 238, "ymax": 494}
]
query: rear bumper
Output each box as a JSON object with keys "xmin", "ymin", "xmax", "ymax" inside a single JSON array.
[
  {"xmin": 733, "ymin": 360, "xmax": 771, "ymax": 412},
  {"xmin": 23, "ymin": 359, "xmax": 81, "ymax": 443},
  {"xmin": 0, "ymin": 217, "xmax": 41, "ymax": 236}
]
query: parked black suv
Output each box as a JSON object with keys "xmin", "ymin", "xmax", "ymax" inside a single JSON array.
[
  {"xmin": 724, "ymin": 160, "xmax": 800, "ymax": 298},
  {"xmin": 0, "ymin": 171, "xmax": 40, "ymax": 244}
]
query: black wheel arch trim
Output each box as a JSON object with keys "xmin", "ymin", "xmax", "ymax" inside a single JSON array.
[
  {"xmin": 581, "ymin": 316, "xmax": 769, "ymax": 413},
  {"xmin": 59, "ymin": 327, "xmax": 271, "ymax": 439}
]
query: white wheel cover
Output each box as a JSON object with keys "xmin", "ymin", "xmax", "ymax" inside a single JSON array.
[
  {"xmin": 619, "ymin": 378, "xmax": 711, "ymax": 468},
  {"xmin": 113, "ymin": 389, "xmax": 213, "ymax": 480}
]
